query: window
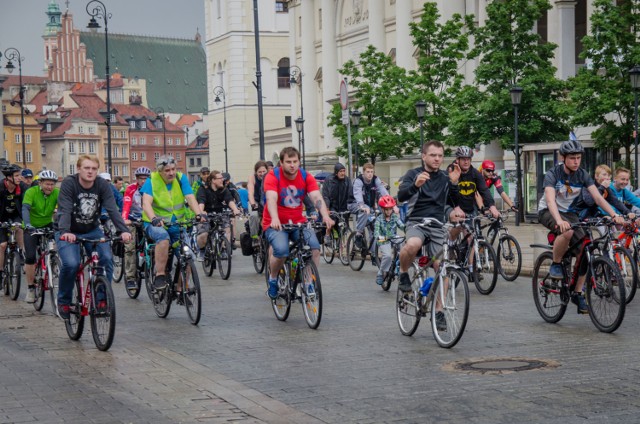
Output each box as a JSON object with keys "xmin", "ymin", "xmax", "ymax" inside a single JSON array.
[
  {"xmin": 197, "ymin": 158, "xmax": 202, "ymax": 166},
  {"xmin": 110, "ymin": 113, "xmax": 116, "ymax": 123},
  {"xmin": 113, "ymin": 165, "xmax": 119, "ymax": 176},
  {"xmin": 141, "ymin": 152, "xmax": 146, "ymax": 160},
  {"xmin": 25, "ymin": 134, "xmax": 31, "ymax": 144},
  {"xmin": 132, "ymin": 152, "xmax": 138, "ymax": 161},
  {"xmin": 216, "ymin": 0, "xmax": 221, "ymax": 18},
  {"xmin": 14, "ymin": 134, "xmax": 20, "ymax": 144},
  {"xmin": 154, "ymin": 152, "xmax": 160, "ymax": 160},
  {"xmin": 112, "ymin": 130, "xmax": 118, "ymax": 139},
  {"xmin": 89, "ymin": 126, "xmax": 95, "ymax": 134},
  {"xmin": 89, "ymin": 141, "xmax": 96, "ymax": 153},
  {"xmin": 69, "ymin": 164, "xmax": 75, "ymax": 175},
  {"xmin": 189, "ymin": 158, "xmax": 194, "ymax": 166},
  {"xmin": 26, "ymin": 151, "xmax": 32, "ymax": 163},
  {"xmin": 285, "ymin": 116, "xmax": 291, "ymax": 127},
  {"xmin": 41, "ymin": 146, "xmax": 46, "ymax": 155},
  {"xmin": 277, "ymin": 58, "xmax": 290, "ymax": 88},
  {"xmin": 113, "ymin": 147, "xmax": 118, "ymax": 158},
  {"xmin": 156, "ymin": 119, "xmax": 163, "ymax": 129},
  {"xmin": 46, "ymin": 123, "xmax": 51, "ymax": 133},
  {"xmin": 168, "ymin": 138, "xmax": 173, "ymax": 146},
  {"xmin": 122, "ymin": 146, "xmax": 127, "ymax": 156},
  {"xmin": 130, "ymin": 121, "xmax": 136, "ymax": 129},
  {"xmin": 140, "ymin": 120, "xmax": 147, "ymax": 129},
  {"xmin": 176, "ymin": 153, "xmax": 181, "ymax": 161},
  {"xmin": 131, "ymin": 137, "xmax": 137, "ymax": 145},
  {"xmin": 195, "ymin": 128, "xmax": 199, "ymax": 135},
  {"xmin": 79, "ymin": 126, "xmax": 84, "ymax": 134},
  {"xmin": 276, "ymin": 0, "xmax": 288, "ymax": 12},
  {"xmin": 140, "ymin": 137, "xmax": 146, "ymax": 145},
  {"xmin": 15, "ymin": 151, "xmax": 21, "ymax": 163},
  {"xmin": 122, "ymin": 165, "xmax": 128, "ymax": 176},
  {"xmin": 69, "ymin": 141, "xmax": 75, "ymax": 153},
  {"xmin": 79, "ymin": 141, "xmax": 85, "ymax": 153},
  {"xmin": 121, "ymin": 131, "xmax": 126, "ymax": 139},
  {"xmin": 176, "ymin": 138, "xmax": 181, "ymax": 146},
  {"xmin": 154, "ymin": 137, "xmax": 160, "ymax": 145}
]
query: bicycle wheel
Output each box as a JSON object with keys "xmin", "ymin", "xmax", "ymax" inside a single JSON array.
[
  {"xmin": 396, "ymin": 264, "xmax": 422, "ymax": 336},
  {"xmin": 382, "ymin": 266, "xmax": 395, "ymax": 292},
  {"xmin": 252, "ymin": 237, "xmax": 266, "ymax": 274},
  {"xmin": 270, "ymin": 265, "xmax": 291, "ymax": 321},
  {"xmin": 216, "ymin": 235, "xmax": 232, "ymax": 280},
  {"xmin": 65, "ymin": 278, "xmax": 85, "ymax": 340},
  {"xmin": 486, "ymin": 225, "xmax": 498, "ymax": 247},
  {"xmin": 48, "ymin": 255, "xmax": 61, "ymax": 316},
  {"xmin": 472, "ymin": 241, "xmax": 498, "ymax": 295},
  {"xmin": 531, "ymin": 251, "xmax": 567, "ymax": 323},
  {"xmin": 90, "ymin": 276, "xmax": 116, "ymax": 351},
  {"xmin": 127, "ymin": 256, "xmax": 142, "ymax": 300},
  {"xmin": 2, "ymin": 268, "xmax": 8, "ymax": 296},
  {"xmin": 144, "ymin": 253, "xmax": 155, "ymax": 301},
  {"xmin": 112, "ymin": 252, "xmax": 124, "ymax": 285},
  {"xmin": 202, "ymin": 237, "xmax": 215, "ymax": 277},
  {"xmin": 586, "ymin": 256, "xmax": 626, "ymax": 333},
  {"xmin": 347, "ymin": 232, "xmax": 365, "ymax": 271},
  {"xmin": 497, "ymin": 234, "xmax": 522, "ymax": 281},
  {"xmin": 8, "ymin": 248, "xmax": 21, "ymax": 300},
  {"xmin": 33, "ymin": 261, "xmax": 45, "ymax": 311},
  {"xmin": 301, "ymin": 261, "xmax": 322, "ymax": 329},
  {"xmin": 338, "ymin": 228, "xmax": 352, "ymax": 266},
  {"xmin": 182, "ymin": 260, "xmax": 202, "ymax": 325},
  {"xmin": 612, "ymin": 246, "xmax": 637, "ymax": 304},
  {"xmin": 322, "ymin": 240, "xmax": 335, "ymax": 264},
  {"xmin": 431, "ymin": 268, "xmax": 469, "ymax": 348}
]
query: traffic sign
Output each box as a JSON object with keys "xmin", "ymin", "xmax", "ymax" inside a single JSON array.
[{"xmin": 340, "ymin": 80, "xmax": 348, "ymax": 110}]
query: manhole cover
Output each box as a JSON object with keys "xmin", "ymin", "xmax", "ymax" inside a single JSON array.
[{"xmin": 444, "ymin": 357, "xmax": 560, "ymax": 375}]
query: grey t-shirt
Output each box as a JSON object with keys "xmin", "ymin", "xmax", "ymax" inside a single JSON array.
[{"xmin": 538, "ymin": 164, "xmax": 594, "ymax": 213}]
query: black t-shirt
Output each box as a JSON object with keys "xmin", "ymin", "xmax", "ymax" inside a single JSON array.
[
  {"xmin": 197, "ymin": 185, "xmax": 234, "ymax": 213},
  {"xmin": 452, "ymin": 166, "xmax": 494, "ymax": 214},
  {"xmin": 0, "ymin": 181, "xmax": 27, "ymax": 221}
]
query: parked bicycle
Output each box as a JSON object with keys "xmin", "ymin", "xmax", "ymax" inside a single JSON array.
[
  {"xmin": 1, "ymin": 222, "xmax": 23, "ymax": 301},
  {"xmin": 453, "ymin": 215, "xmax": 498, "ymax": 295},
  {"xmin": 202, "ymin": 211, "xmax": 233, "ymax": 279},
  {"xmin": 483, "ymin": 210, "xmax": 522, "ymax": 281},
  {"xmin": 322, "ymin": 211, "xmax": 352, "ymax": 266},
  {"xmin": 28, "ymin": 227, "xmax": 61, "ymax": 314}
]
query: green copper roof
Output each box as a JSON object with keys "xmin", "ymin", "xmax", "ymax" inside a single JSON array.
[
  {"xmin": 80, "ymin": 31, "xmax": 208, "ymax": 114},
  {"xmin": 43, "ymin": 0, "xmax": 62, "ymax": 36}
]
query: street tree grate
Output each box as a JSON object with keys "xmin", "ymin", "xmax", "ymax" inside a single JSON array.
[{"xmin": 443, "ymin": 357, "xmax": 560, "ymax": 375}]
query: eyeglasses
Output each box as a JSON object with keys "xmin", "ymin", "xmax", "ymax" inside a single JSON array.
[
  {"xmin": 485, "ymin": 169, "xmax": 495, "ymax": 173},
  {"xmin": 213, "ymin": 176, "xmax": 224, "ymax": 180}
]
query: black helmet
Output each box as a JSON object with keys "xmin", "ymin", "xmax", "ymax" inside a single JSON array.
[
  {"xmin": 455, "ymin": 146, "xmax": 474, "ymax": 158},
  {"xmin": 559, "ymin": 139, "xmax": 584, "ymax": 156},
  {"xmin": 2, "ymin": 164, "xmax": 21, "ymax": 177},
  {"xmin": 221, "ymin": 172, "xmax": 231, "ymax": 183}
]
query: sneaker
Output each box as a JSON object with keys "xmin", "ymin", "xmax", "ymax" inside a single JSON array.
[
  {"xmin": 549, "ymin": 263, "xmax": 564, "ymax": 280},
  {"xmin": 371, "ymin": 257, "xmax": 378, "ymax": 267},
  {"xmin": 25, "ymin": 287, "xmax": 36, "ymax": 303},
  {"xmin": 95, "ymin": 300, "xmax": 108, "ymax": 314},
  {"xmin": 398, "ymin": 272, "xmax": 412, "ymax": 292},
  {"xmin": 197, "ymin": 249, "xmax": 206, "ymax": 262},
  {"xmin": 376, "ymin": 274, "xmax": 384, "ymax": 285},
  {"xmin": 571, "ymin": 292, "xmax": 589, "ymax": 314},
  {"xmin": 354, "ymin": 233, "xmax": 364, "ymax": 250},
  {"xmin": 324, "ymin": 234, "xmax": 332, "ymax": 245},
  {"xmin": 435, "ymin": 311, "xmax": 447, "ymax": 331},
  {"xmin": 267, "ymin": 278, "xmax": 278, "ymax": 299},
  {"xmin": 154, "ymin": 274, "xmax": 168, "ymax": 290},
  {"xmin": 125, "ymin": 280, "xmax": 137, "ymax": 290},
  {"xmin": 58, "ymin": 304, "xmax": 71, "ymax": 320}
]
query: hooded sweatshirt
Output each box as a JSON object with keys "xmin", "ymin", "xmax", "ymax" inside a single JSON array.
[{"xmin": 322, "ymin": 163, "xmax": 354, "ymax": 212}]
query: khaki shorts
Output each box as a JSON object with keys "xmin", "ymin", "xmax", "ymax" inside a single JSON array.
[
  {"xmin": 538, "ymin": 209, "xmax": 585, "ymax": 246},
  {"xmin": 405, "ymin": 220, "xmax": 445, "ymax": 258}
]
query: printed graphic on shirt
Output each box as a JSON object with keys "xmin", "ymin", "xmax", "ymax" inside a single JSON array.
[
  {"xmin": 75, "ymin": 192, "xmax": 99, "ymax": 224},
  {"xmin": 458, "ymin": 180, "xmax": 477, "ymax": 196},
  {"xmin": 280, "ymin": 185, "xmax": 304, "ymax": 208},
  {"xmin": 4, "ymin": 193, "xmax": 17, "ymax": 215}
]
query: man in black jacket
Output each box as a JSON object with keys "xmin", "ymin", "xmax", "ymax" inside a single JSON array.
[
  {"xmin": 321, "ymin": 163, "xmax": 353, "ymax": 244},
  {"xmin": 0, "ymin": 164, "xmax": 28, "ymax": 283}
]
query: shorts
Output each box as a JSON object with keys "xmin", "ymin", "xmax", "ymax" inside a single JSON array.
[
  {"xmin": 144, "ymin": 222, "xmax": 181, "ymax": 245},
  {"xmin": 538, "ymin": 209, "xmax": 585, "ymax": 246},
  {"xmin": 265, "ymin": 227, "xmax": 320, "ymax": 258},
  {"xmin": 405, "ymin": 220, "xmax": 445, "ymax": 258}
]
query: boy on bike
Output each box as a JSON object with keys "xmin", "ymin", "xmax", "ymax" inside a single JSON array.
[
  {"xmin": 121, "ymin": 166, "xmax": 151, "ymax": 290},
  {"xmin": 374, "ymin": 195, "xmax": 404, "ymax": 285}
]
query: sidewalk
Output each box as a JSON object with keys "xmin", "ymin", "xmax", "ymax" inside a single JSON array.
[{"xmin": 501, "ymin": 222, "xmax": 542, "ymax": 277}]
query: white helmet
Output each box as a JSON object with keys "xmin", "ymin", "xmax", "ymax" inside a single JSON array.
[
  {"xmin": 99, "ymin": 172, "xmax": 112, "ymax": 181},
  {"xmin": 38, "ymin": 170, "xmax": 58, "ymax": 181}
]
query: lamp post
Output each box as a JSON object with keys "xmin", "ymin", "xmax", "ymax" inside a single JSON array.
[
  {"xmin": 213, "ymin": 86, "xmax": 228, "ymax": 172},
  {"xmin": 289, "ymin": 65, "xmax": 305, "ymax": 168},
  {"xmin": 252, "ymin": 0, "xmax": 265, "ymax": 160},
  {"xmin": 154, "ymin": 107, "xmax": 167, "ymax": 155},
  {"xmin": 415, "ymin": 100, "xmax": 426, "ymax": 157},
  {"xmin": 510, "ymin": 86, "xmax": 523, "ymax": 226},
  {"xmin": 350, "ymin": 109, "xmax": 361, "ymax": 176},
  {"xmin": 4, "ymin": 48, "xmax": 27, "ymax": 167},
  {"xmin": 86, "ymin": 0, "xmax": 113, "ymax": 174},
  {"xmin": 630, "ymin": 66, "xmax": 640, "ymax": 184},
  {"xmin": 295, "ymin": 117, "xmax": 305, "ymax": 168}
]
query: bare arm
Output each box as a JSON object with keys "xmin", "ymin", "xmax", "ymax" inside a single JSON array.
[
  {"xmin": 142, "ymin": 193, "xmax": 156, "ymax": 222},
  {"xmin": 265, "ymin": 190, "xmax": 281, "ymax": 230},
  {"xmin": 185, "ymin": 194, "xmax": 202, "ymax": 216},
  {"xmin": 247, "ymin": 174, "xmax": 256, "ymax": 207},
  {"xmin": 500, "ymin": 192, "xmax": 514, "ymax": 208},
  {"xmin": 309, "ymin": 190, "xmax": 334, "ymax": 230}
]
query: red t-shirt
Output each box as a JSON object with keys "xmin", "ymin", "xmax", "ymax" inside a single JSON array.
[
  {"xmin": 262, "ymin": 168, "xmax": 319, "ymax": 230},
  {"xmin": 485, "ymin": 175, "xmax": 505, "ymax": 195}
]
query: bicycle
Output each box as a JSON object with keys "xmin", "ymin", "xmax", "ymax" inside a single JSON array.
[
  {"xmin": 147, "ymin": 221, "xmax": 202, "ymax": 325},
  {"xmin": 246, "ymin": 209, "xmax": 267, "ymax": 274},
  {"xmin": 396, "ymin": 218, "xmax": 470, "ymax": 348},
  {"xmin": 346, "ymin": 212, "xmax": 380, "ymax": 271},
  {"xmin": 0, "ymin": 222, "xmax": 23, "ymax": 301},
  {"xmin": 64, "ymin": 236, "xmax": 119, "ymax": 351},
  {"xmin": 531, "ymin": 217, "xmax": 626, "ymax": 333},
  {"xmin": 28, "ymin": 227, "xmax": 61, "ymax": 314},
  {"xmin": 615, "ymin": 219, "xmax": 640, "ymax": 303},
  {"xmin": 322, "ymin": 211, "xmax": 352, "ymax": 266},
  {"xmin": 123, "ymin": 220, "xmax": 147, "ymax": 299},
  {"xmin": 483, "ymin": 210, "xmax": 522, "ymax": 281},
  {"xmin": 101, "ymin": 218, "xmax": 124, "ymax": 284},
  {"xmin": 265, "ymin": 222, "xmax": 324, "ymax": 329},
  {"xmin": 452, "ymin": 215, "xmax": 498, "ymax": 295},
  {"xmin": 380, "ymin": 236, "xmax": 405, "ymax": 292},
  {"xmin": 202, "ymin": 211, "xmax": 233, "ymax": 279}
]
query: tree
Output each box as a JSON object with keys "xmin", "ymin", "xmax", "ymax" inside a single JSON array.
[{"xmin": 569, "ymin": 0, "xmax": 640, "ymax": 170}]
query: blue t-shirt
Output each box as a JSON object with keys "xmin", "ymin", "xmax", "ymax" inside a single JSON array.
[
  {"xmin": 140, "ymin": 173, "xmax": 194, "ymax": 223},
  {"xmin": 238, "ymin": 187, "xmax": 249, "ymax": 210}
]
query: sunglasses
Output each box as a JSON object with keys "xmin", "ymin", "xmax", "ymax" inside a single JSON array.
[
  {"xmin": 485, "ymin": 169, "xmax": 495, "ymax": 173},
  {"xmin": 158, "ymin": 157, "xmax": 176, "ymax": 167}
]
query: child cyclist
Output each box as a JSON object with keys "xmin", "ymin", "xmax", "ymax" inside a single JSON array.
[{"xmin": 374, "ymin": 195, "xmax": 405, "ymax": 285}]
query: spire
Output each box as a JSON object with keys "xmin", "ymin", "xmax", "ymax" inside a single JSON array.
[{"xmin": 44, "ymin": 0, "xmax": 62, "ymax": 37}]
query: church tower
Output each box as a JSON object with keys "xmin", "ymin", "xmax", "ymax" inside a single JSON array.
[{"xmin": 42, "ymin": 0, "xmax": 62, "ymax": 72}]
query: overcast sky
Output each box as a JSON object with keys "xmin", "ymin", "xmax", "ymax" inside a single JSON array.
[{"xmin": 0, "ymin": 0, "xmax": 206, "ymax": 76}]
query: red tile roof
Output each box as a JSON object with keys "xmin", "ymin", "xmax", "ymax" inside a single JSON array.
[{"xmin": 175, "ymin": 114, "xmax": 202, "ymax": 127}]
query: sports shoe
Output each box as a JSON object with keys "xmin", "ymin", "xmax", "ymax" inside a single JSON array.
[
  {"xmin": 549, "ymin": 263, "xmax": 564, "ymax": 280},
  {"xmin": 95, "ymin": 300, "xmax": 108, "ymax": 314},
  {"xmin": 354, "ymin": 233, "xmax": 364, "ymax": 250},
  {"xmin": 267, "ymin": 278, "xmax": 278, "ymax": 299},
  {"xmin": 435, "ymin": 311, "xmax": 447, "ymax": 331},
  {"xmin": 324, "ymin": 234, "xmax": 332, "ymax": 245},
  {"xmin": 571, "ymin": 292, "xmax": 589, "ymax": 314},
  {"xmin": 125, "ymin": 280, "xmax": 137, "ymax": 290},
  {"xmin": 375, "ymin": 274, "xmax": 384, "ymax": 285},
  {"xmin": 25, "ymin": 287, "xmax": 36, "ymax": 303},
  {"xmin": 58, "ymin": 304, "xmax": 71, "ymax": 320},
  {"xmin": 197, "ymin": 249, "xmax": 206, "ymax": 262},
  {"xmin": 154, "ymin": 274, "xmax": 168, "ymax": 290},
  {"xmin": 398, "ymin": 272, "xmax": 412, "ymax": 292}
]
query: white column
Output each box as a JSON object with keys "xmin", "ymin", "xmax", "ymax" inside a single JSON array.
[
  {"xmin": 368, "ymin": 0, "xmax": 385, "ymax": 52},
  {"xmin": 556, "ymin": 0, "xmax": 577, "ymax": 79},
  {"xmin": 301, "ymin": 0, "xmax": 318, "ymax": 160},
  {"xmin": 395, "ymin": 2, "xmax": 412, "ymax": 69},
  {"xmin": 322, "ymin": 0, "xmax": 338, "ymax": 152},
  {"xmin": 547, "ymin": 2, "xmax": 560, "ymax": 74}
]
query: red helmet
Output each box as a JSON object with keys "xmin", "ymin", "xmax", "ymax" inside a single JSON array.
[
  {"xmin": 481, "ymin": 160, "xmax": 495, "ymax": 171},
  {"xmin": 378, "ymin": 195, "xmax": 396, "ymax": 209}
]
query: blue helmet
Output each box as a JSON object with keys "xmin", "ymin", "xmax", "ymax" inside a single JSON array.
[{"xmin": 21, "ymin": 168, "xmax": 33, "ymax": 177}]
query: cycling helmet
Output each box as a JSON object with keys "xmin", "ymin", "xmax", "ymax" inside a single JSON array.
[
  {"xmin": 2, "ymin": 164, "xmax": 21, "ymax": 177},
  {"xmin": 98, "ymin": 172, "xmax": 112, "ymax": 181},
  {"xmin": 200, "ymin": 166, "xmax": 210, "ymax": 173},
  {"xmin": 481, "ymin": 160, "xmax": 496, "ymax": 171},
  {"xmin": 559, "ymin": 139, "xmax": 584, "ymax": 156},
  {"xmin": 222, "ymin": 172, "xmax": 231, "ymax": 183},
  {"xmin": 38, "ymin": 170, "xmax": 57, "ymax": 181},
  {"xmin": 378, "ymin": 195, "xmax": 397, "ymax": 209},
  {"xmin": 21, "ymin": 169, "xmax": 33, "ymax": 177},
  {"xmin": 134, "ymin": 166, "xmax": 151, "ymax": 176},
  {"xmin": 455, "ymin": 146, "xmax": 474, "ymax": 158}
]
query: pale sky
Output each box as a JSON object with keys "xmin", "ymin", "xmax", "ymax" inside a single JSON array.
[{"xmin": 0, "ymin": 0, "xmax": 206, "ymax": 76}]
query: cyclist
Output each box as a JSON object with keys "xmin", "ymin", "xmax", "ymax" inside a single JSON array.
[
  {"xmin": 247, "ymin": 161, "xmax": 268, "ymax": 214},
  {"xmin": 575, "ymin": 165, "xmax": 634, "ymax": 220},
  {"xmin": 21, "ymin": 169, "xmax": 37, "ymax": 188},
  {"xmin": 264, "ymin": 147, "xmax": 334, "ymax": 299},
  {"xmin": 321, "ymin": 162, "xmax": 353, "ymax": 244},
  {"xmin": 98, "ymin": 172, "xmax": 124, "ymax": 212},
  {"xmin": 238, "ymin": 182, "xmax": 249, "ymax": 211},
  {"xmin": 0, "ymin": 164, "xmax": 28, "ymax": 284},
  {"xmin": 609, "ymin": 167, "xmax": 640, "ymax": 210},
  {"xmin": 191, "ymin": 167, "xmax": 210, "ymax": 194},
  {"xmin": 55, "ymin": 155, "xmax": 132, "ymax": 320},
  {"xmin": 374, "ymin": 195, "xmax": 404, "ymax": 285},
  {"xmin": 478, "ymin": 160, "xmax": 516, "ymax": 211},
  {"xmin": 538, "ymin": 139, "xmax": 623, "ymax": 314},
  {"xmin": 113, "ymin": 176, "xmax": 124, "ymax": 194},
  {"xmin": 196, "ymin": 170, "xmax": 242, "ymax": 260},
  {"xmin": 121, "ymin": 166, "xmax": 151, "ymax": 290},
  {"xmin": 141, "ymin": 155, "xmax": 204, "ymax": 290},
  {"xmin": 449, "ymin": 147, "xmax": 500, "ymax": 219},
  {"xmin": 22, "ymin": 170, "xmax": 59, "ymax": 303}
]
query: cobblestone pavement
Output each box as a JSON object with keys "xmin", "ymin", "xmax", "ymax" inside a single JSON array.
[{"xmin": 2, "ymin": 248, "xmax": 640, "ymax": 423}]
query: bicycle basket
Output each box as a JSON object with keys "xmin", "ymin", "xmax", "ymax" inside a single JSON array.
[{"xmin": 240, "ymin": 231, "xmax": 255, "ymax": 256}]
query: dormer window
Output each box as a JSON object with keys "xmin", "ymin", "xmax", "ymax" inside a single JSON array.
[
  {"xmin": 46, "ymin": 123, "xmax": 52, "ymax": 132},
  {"xmin": 140, "ymin": 120, "xmax": 147, "ymax": 129},
  {"xmin": 110, "ymin": 113, "xmax": 116, "ymax": 123},
  {"xmin": 156, "ymin": 119, "xmax": 163, "ymax": 129},
  {"xmin": 129, "ymin": 121, "xmax": 136, "ymax": 129}
]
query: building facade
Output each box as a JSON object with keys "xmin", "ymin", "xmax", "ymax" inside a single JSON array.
[{"xmin": 186, "ymin": 132, "xmax": 210, "ymax": 183}]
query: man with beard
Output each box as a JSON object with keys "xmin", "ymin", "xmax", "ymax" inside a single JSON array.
[{"xmin": 321, "ymin": 162, "xmax": 353, "ymax": 244}]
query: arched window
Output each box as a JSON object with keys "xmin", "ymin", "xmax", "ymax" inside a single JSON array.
[{"xmin": 277, "ymin": 58, "xmax": 290, "ymax": 88}]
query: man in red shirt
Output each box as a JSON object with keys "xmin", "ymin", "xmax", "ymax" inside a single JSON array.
[
  {"xmin": 263, "ymin": 147, "xmax": 334, "ymax": 299},
  {"xmin": 478, "ymin": 160, "xmax": 516, "ymax": 211}
]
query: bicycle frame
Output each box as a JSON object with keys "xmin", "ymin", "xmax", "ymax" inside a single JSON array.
[{"xmin": 76, "ymin": 248, "xmax": 102, "ymax": 317}]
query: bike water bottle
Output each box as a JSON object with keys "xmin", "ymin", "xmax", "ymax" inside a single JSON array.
[
  {"xmin": 420, "ymin": 277, "xmax": 434, "ymax": 296},
  {"xmin": 291, "ymin": 257, "xmax": 299, "ymax": 280}
]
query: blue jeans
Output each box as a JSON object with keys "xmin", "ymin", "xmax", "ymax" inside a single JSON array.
[
  {"xmin": 265, "ymin": 227, "xmax": 320, "ymax": 258},
  {"xmin": 55, "ymin": 227, "xmax": 113, "ymax": 306},
  {"xmin": 143, "ymin": 222, "xmax": 181, "ymax": 245}
]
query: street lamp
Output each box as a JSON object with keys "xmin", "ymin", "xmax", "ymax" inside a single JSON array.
[
  {"xmin": 415, "ymin": 100, "xmax": 426, "ymax": 156},
  {"xmin": 4, "ymin": 48, "xmax": 27, "ymax": 167},
  {"xmin": 86, "ymin": 0, "xmax": 113, "ymax": 174},
  {"xmin": 289, "ymin": 65, "xmax": 305, "ymax": 168},
  {"xmin": 154, "ymin": 107, "xmax": 167, "ymax": 155},
  {"xmin": 510, "ymin": 86, "xmax": 523, "ymax": 226},
  {"xmin": 350, "ymin": 109, "xmax": 362, "ymax": 176},
  {"xmin": 213, "ymin": 86, "xmax": 228, "ymax": 172},
  {"xmin": 295, "ymin": 117, "xmax": 305, "ymax": 168},
  {"xmin": 630, "ymin": 66, "xmax": 640, "ymax": 184}
]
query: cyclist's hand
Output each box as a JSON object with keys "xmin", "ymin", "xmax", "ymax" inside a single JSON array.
[
  {"xmin": 448, "ymin": 162, "xmax": 461, "ymax": 184},
  {"xmin": 613, "ymin": 215, "xmax": 625, "ymax": 225},
  {"xmin": 251, "ymin": 203, "xmax": 258, "ymax": 211},
  {"xmin": 449, "ymin": 207, "xmax": 465, "ymax": 222},
  {"xmin": 198, "ymin": 213, "xmax": 207, "ymax": 223},
  {"xmin": 323, "ymin": 216, "xmax": 335, "ymax": 230},
  {"xmin": 124, "ymin": 219, "xmax": 131, "ymax": 225},
  {"xmin": 557, "ymin": 220, "xmax": 571, "ymax": 233},
  {"xmin": 628, "ymin": 213, "xmax": 636, "ymax": 220},
  {"xmin": 25, "ymin": 225, "xmax": 35, "ymax": 232},
  {"xmin": 361, "ymin": 206, "xmax": 370, "ymax": 215},
  {"xmin": 121, "ymin": 232, "xmax": 132, "ymax": 243},
  {"xmin": 60, "ymin": 233, "xmax": 76, "ymax": 243},
  {"xmin": 393, "ymin": 205, "xmax": 399, "ymax": 214},
  {"xmin": 489, "ymin": 205, "xmax": 500, "ymax": 219},
  {"xmin": 270, "ymin": 217, "xmax": 282, "ymax": 231},
  {"xmin": 414, "ymin": 171, "xmax": 430, "ymax": 188},
  {"xmin": 151, "ymin": 217, "xmax": 163, "ymax": 227},
  {"xmin": 510, "ymin": 205, "xmax": 518, "ymax": 212}
]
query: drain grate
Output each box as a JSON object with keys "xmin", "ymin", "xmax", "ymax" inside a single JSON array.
[{"xmin": 444, "ymin": 357, "xmax": 560, "ymax": 375}]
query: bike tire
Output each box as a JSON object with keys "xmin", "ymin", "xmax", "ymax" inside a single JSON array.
[
  {"xmin": 65, "ymin": 278, "xmax": 85, "ymax": 340},
  {"xmin": 431, "ymin": 268, "xmax": 469, "ymax": 348},
  {"xmin": 183, "ymin": 260, "xmax": 202, "ymax": 325},
  {"xmin": 472, "ymin": 241, "xmax": 498, "ymax": 295},
  {"xmin": 217, "ymin": 235, "xmax": 232, "ymax": 280},
  {"xmin": 49, "ymin": 255, "xmax": 61, "ymax": 316},
  {"xmin": 8, "ymin": 248, "xmax": 21, "ymax": 300},
  {"xmin": 33, "ymin": 261, "xmax": 45, "ymax": 311},
  {"xmin": 347, "ymin": 232, "xmax": 365, "ymax": 271},
  {"xmin": 112, "ymin": 244, "xmax": 124, "ymax": 284},
  {"xmin": 497, "ymin": 234, "xmax": 522, "ymax": 281},
  {"xmin": 90, "ymin": 276, "xmax": 116, "ymax": 351},
  {"xmin": 252, "ymin": 237, "xmax": 266, "ymax": 274},
  {"xmin": 612, "ymin": 246, "xmax": 637, "ymax": 304},
  {"xmin": 396, "ymin": 264, "xmax": 422, "ymax": 336},
  {"xmin": 269, "ymin": 264, "xmax": 291, "ymax": 321},
  {"xmin": 144, "ymin": 252, "xmax": 156, "ymax": 301},
  {"xmin": 381, "ymin": 268, "xmax": 394, "ymax": 292},
  {"xmin": 531, "ymin": 251, "xmax": 567, "ymax": 323},
  {"xmin": 301, "ymin": 261, "xmax": 322, "ymax": 329},
  {"xmin": 202, "ymin": 237, "xmax": 215, "ymax": 276},
  {"xmin": 338, "ymin": 229, "xmax": 352, "ymax": 266},
  {"xmin": 586, "ymin": 255, "xmax": 626, "ymax": 333},
  {"xmin": 322, "ymin": 241, "xmax": 335, "ymax": 264}
]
